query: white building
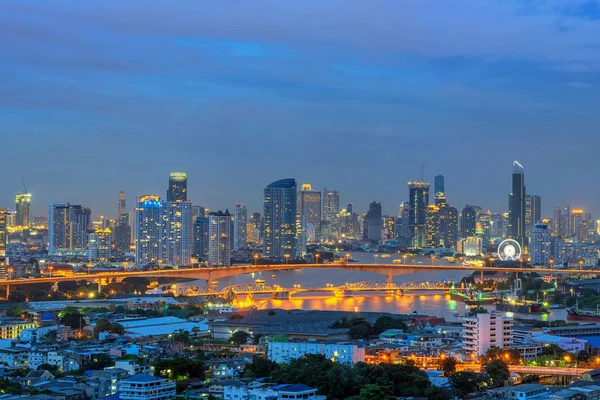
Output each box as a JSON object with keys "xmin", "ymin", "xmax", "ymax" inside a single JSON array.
[
  {"xmin": 107, "ymin": 359, "xmax": 152, "ymax": 376},
  {"xmin": 163, "ymin": 201, "xmax": 193, "ymax": 266},
  {"xmin": 119, "ymin": 374, "xmax": 176, "ymax": 400},
  {"xmin": 530, "ymin": 223, "xmax": 552, "ymax": 265},
  {"xmin": 463, "ymin": 312, "xmax": 512, "ymax": 356},
  {"xmin": 88, "ymin": 228, "xmax": 112, "ymax": 261},
  {"xmin": 224, "ymin": 384, "xmax": 326, "ymax": 400},
  {"xmin": 268, "ymin": 341, "xmax": 365, "ymax": 364},
  {"xmin": 209, "ymin": 210, "xmax": 232, "ymax": 267},
  {"xmin": 457, "ymin": 237, "xmax": 483, "ymax": 257}
]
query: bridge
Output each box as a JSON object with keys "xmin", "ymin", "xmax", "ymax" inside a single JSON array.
[
  {"xmin": 1, "ymin": 263, "xmax": 596, "ymax": 296},
  {"xmin": 173, "ymin": 280, "xmax": 463, "ymax": 297},
  {"xmin": 459, "ymin": 363, "xmax": 592, "ymax": 377}
]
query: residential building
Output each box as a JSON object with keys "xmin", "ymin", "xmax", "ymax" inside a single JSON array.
[
  {"xmin": 461, "ymin": 205, "xmax": 478, "ymax": 238},
  {"xmin": 15, "ymin": 192, "xmax": 31, "ymax": 228},
  {"xmin": 135, "ymin": 195, "xmax": 164, "ymax": 266},
  {"xmin": 322, "ymin": 188, "xmax": 340, "ymax": 224},
  {"xmin": 508, "ymin": 161, "xmax": 527, "ymax": 248},
  {"xmin": 163, "ymin": 201, "xmax": 193, "ymax": 266},
  {"xmin": 434, "ymin": 175, "xmax": 446, "ymax": 206},
  {"xmin": 88, "ymin": 228, "xmax": 112, "ymax": 261},
  {"xmin": 409, "ymin": 181, "xmax": 430, "ymax": 248},
  {"xmin": 268, "ymin": 341, "xmax": 365, "ymax": 364},
  {"xmin": 297, "ymin": 183, "xmax": 321, "ymax": 242},
  {"xmin": 457, "ymin": 236, "xmax": 483, "ymax": 256},
  {"xmin": 48, "ymin": 202, "xmax": 91, "ymax": 256},
  {"xmin": 530, "ymin": 223, "xmax": 552, "ymax": 265},
  {"xmin": 193, "ymin": 216, "xmax": 210, "ymax": 259},
  {"xmin": 364, "ymin": 201, "xmax": 382, "ymax": 243},
  {"xmin": 439, "ymin": 204, "xmax": 459, "ymax": 249},
  {"xmin": 234, "ymin": 204, "xmax": 247, "ymax": 251},
  {"xmin": 209, "ymin": 210, "xmax": 232, "ymax": 267},
  {"xmin": 119, "ymin": 374, "xmax": 176, "ymax": 400},
  {"xmin": 463, "ymin": 312, "xmax": 512, "ymax": 356},
  {"xmin": 263, "ymin": 179, "xmax": 297, "ymax": 258},
  {"xmin": 0, "ymin": 318, "xmax": 37, "ymax": 339},
  {"xmin": 167, "ymin": 171, "xmax": 187, "ymax": 202},
  {"xmin": 425, "ymin": 205, "xmax": 440, "ymax": 248}
]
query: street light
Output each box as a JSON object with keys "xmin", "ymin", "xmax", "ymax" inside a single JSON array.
[
  {"xmin": 315, "ymin": 254, "xmax": 320, "ymax": 264},
  {"xmin": 253, "ymin": 254, "xmax": 259, "ymax": 266},
  {"xmin": 374, "ymin": 254, "xmax": 379, "ymax": 264},
  {"xmin": 403, "ymin": 254, "xmax": 408, "ymax": 264},
  {"xmin": 345, "ymin": 253, "xmax": 351, "ymax": 263},
  {"xmin": 284, "ymin": 254, "xmax": 290, "ymax": 265},
  {"xmin": 48, "ymin": 266, "xmax": 54, "ymax": 277}
]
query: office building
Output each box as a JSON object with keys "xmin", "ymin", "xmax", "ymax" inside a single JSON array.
[
  {"xmin": 530, "ymin": 223, "xmax": 552, "ymax": 265},
  {"xmin": 263, "ymin": 179, "xmax": 297, "ymax": 258},
  {"xmin": 530, "ymin": 195, "xmax": 541, "ymax": 226},
  {"xmin": 439, "ymin": 204, "xmax": 459, "ymax": 249},
  {"xmin": 297, "ymin": 183, "xmax": 321, "ymax": 242},
  {"xmin": 193, "ymin": 217, "xmax": 209, "ymax": 259},
  {"xmin": 88, "ymin": 228, "xmax": 112, "ymax": 261},
  {"xmin": 434, "ymin": 175, "xmax": 446, "ymax": 205},
  {"xmin": 208, "ymin": 210, "xmax": 232, "ymax": 267},
  {"xmin": 0, "ymin": 210, "xmax": 7, "ymax": 279},
  {"xmin": 248, "ymin": 212, "xmax": 262, "ymax": 246},
  {"xmin": 166, "ymin": 171, "xmax": 187, "ymax": 202},
  {"xmin": 396, "ymin": 202, "xmax": 411, "ymax": 245},
  {"xmin": 425, "ymin": 205, "xmax": 440, "ymax": 248},
  {"xmin": 15, "ymin": 193, "xmax": 31, "ymax": 228},
  {"xmin": 135, "ymin": 195, "xmax": 164, "ymax": 265},
  {"xmin": 233, "ymin": 203, "xmax": 247, "ymax": 251},
  {"xmin": 119, "ymin": 374, "xmax": 176, "ymax": 400},
  {"xmin": 383, "ymin": 216, "xmax": 395, "ymax": 241},
  {"xmin": 48, "ymin": 203, "xmax": 91, "ymax": 256},
  {"xmin": 463, "ymin": 312, "xmax": 512, "ymax": 356},
  {"xmin": 508, "ymin": 161, "xmax": 527, "ymax": 247},
  {"xmin": 114, "ymin": 223, "xmax": 131, "ymax": 254},
  {"xmin": 323, "ymin": 188, "xmax": 340, "ymax": 224},
  {"xmin": 461, "ymin": 205, "xmax": 478, "ymax": 238},
  {"xmin": 457, "ymin": 236, "xmax": 483, "ymax": 257},
  {"xmin": 163, "ymin": 201, "xmax": 193, "ymax": 266},
  {"xmin": 364, "ymin": 201, "xmax": 382, "ymax": 243},
  {"xmin": 408, "ymin": 181, "xmax": 430, "ymax": 248}
]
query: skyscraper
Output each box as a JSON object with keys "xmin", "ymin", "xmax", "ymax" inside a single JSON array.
[
  {"xmin": 193, "ymin": 216, "xmax": 210, "ymax": 259},
  {"xmin": 365, "ymin": 202, "xmax": 383, "ymax": 243},
  {"xmin": 263, "ymin": 179, "xmax": 297, "ymax": 258},
  {"xmin": 530, "ymin": 223, "xmax": 551, "ymax": 265},
  {"xmin": 234, "ymin": 204, "xmax": 248, "ymax": 251},
  {"xmin": 434, "ymin": 175, "xmax": 446, "ymax": 206},
  {"xmin": 0, "ymin": 210, "xmax": 7, "ymax": 279},
  {"xmin": 396, "ymin": 202, "xmax": 411, "ymax": 245},
  {"xmin": 408, "ymin": 181, "xmax": 430, "ymax": 248},
  {"xmin": 167, "ymin": 172, "xmax": 188, "ymax": 202},
  {"xmin": 530, "ymin": 195, "xmax": 541, "ymax": 226},
  {"xmin": 114, "ymin": 223, "xmax": 131, "ymax": 254},
  {"xmin": 164, "ymin": 201, "xmax": 193, "ymax": 266},
  {"xmin": 508, "ymin": 161, "xmax": 527, "ymax": 247},
  {"xmin": 118, "ymin": 191, "xmax": 127, "ymax": 217},
  {"xmin": 461, "ymin": 206, "xmax": 478, "ymax": 238},
  {"xmin": 135, "ymin": 195, "xmax": 163, "ymax": 265},
  {"xmin": 322, "ymin": 189, "xmax": 340, "ymax": 223},
  {"xmin": 209, "ymin": 210, "xmax": 232, "ymax": 267},
  {"xmin": 88, "ymin": 228, "xmax": 112, "ymax": 261},
  {"xmin": 425, "ymin": 205, "xmax": 440, "ymax": 248},
  {"xmin": 297, "ymin": 183, "xmax": 322, "ymax": 242},
  {"xmin": 15, "ymin": 193, "xmax": 31, "ymax": 228},
  {"xmin": 439, "ymin": 204, "xmax": 459, "ymax": 249},
  {"xmin": 48, "ymin": 202, "xmax": 91, "ymax": 256}
]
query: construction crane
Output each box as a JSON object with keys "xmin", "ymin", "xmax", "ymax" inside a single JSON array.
[
  {"xmin": 21, "ymin": 178, "xmax": 27, "ymax": 194},
  {"xmin": 413, "ymin": 165, "xmax": 425, "ymax": 183}
]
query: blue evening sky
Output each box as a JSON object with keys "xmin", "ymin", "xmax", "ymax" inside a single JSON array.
[{"xmin": 1, "ymin": 0, "xmax": 600, "ymax": 218}]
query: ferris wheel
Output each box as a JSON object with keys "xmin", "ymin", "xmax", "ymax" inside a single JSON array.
[{"xmin": 497, "ymin": 239, "xmax": 522, "ymax": 261}]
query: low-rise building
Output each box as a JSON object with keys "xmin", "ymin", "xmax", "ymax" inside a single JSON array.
[
  {"xmin": 0, "ymin": 318, "xmax": 37, "ymax": 339},
  {"xmin": 119, "ymin": 374, "xmax": 176, "ymax": 400},
  {"xmin": 268, "ymin": 341, "xmax": 365, "ymax": 364},
  {"xmin": 530, "ymin": 334, "xmax": 588, "ymax": 353},
  {"xmin": 463, "ymin": 312, "xmax": 512, "ymax": 356}
]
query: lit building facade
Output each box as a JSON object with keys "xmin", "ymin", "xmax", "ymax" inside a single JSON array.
[
  {"xmin": 457, "ymin": 236, "xmax": 483, "ymax": 256},
  {"xmin": 135, "ymin": 195, "xmax": 164, "ymax": 266},
  {"xmin": 167, "ymin": 171, "xmax": 187, "ymax": 202},
  {"xmin": 530, "ymin": 223, "xmax": 551, "ymax": 265},
  {"xmin": 297, "ymin": 183, "xmax": 321, "ymax": 242},
  {"xmin": 0, "ymin": 210, "xmax": 7, "ymax": 279},
  {"xmin": 408, "ymin": 182, "xmax": 430, "ymax": 248},
  {"xmin": 463, "ymin": 312, "xmax": 512, "ymax": 356},
  {"xmin": 88, "ymin": 228, "xmax": 112, "ymax": 261},
  {"xmin": 209, "ymin": 210, "xmax": 232, "ymax": 267},
  {"xmin": 15, "ymin": 193, "xmax": 31, "ymax": 228},
  {"xmin": 461, "ymin": 205, "xmax": 478, "ymax": 238},
  {"xmin": 508, "ymin": 161, "xmax": 527, "ymax": 248},
  {"xmin": 364, "ymin": 201, "xmax": 382, "ymax": 243},
  {"xmin": 193, "ymin": 217, "xmax": 209, "ymax": 259},
  {"xmin": 119, "ymin": 374, "xmax": 176, "ymax": 400},
  {"xmin": 434, "ymin": 175, "xmax": 446, "ymax": 206},
  {"xmin": 48, "ymin": 203, "xmax": 91, "ymax": 256},
  {"xmin": 263, "ymin": 179, "xmax": 297, "ymax": 258},
  {"xmin": 322, "ymin": 188, "xmax": 340, "ymax": 224},
  {"xmin": 439, "ymin": 204, "xmax": 459, "ymax": 249},
  {"xmin": 163, "ymin": 201, "xmax": 193, "ymax": 266},
  {"xmin": 234, "ymin": 203, "xmax": 247, "ymax": 251},
  {"xmin": 425, "ymin": 205, "xmax": 440, "ymax": 248}
]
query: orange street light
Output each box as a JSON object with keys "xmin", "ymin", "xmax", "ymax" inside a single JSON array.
[
  {"xmin": 284, "ymin": 254, "xmax": 290, "ymax": 264},
  {"xmin": 253, "ymin": 254, "xmax": 259, "ymax": 265},
  {"xmin": 315, "ymin": 254, "xmax": 320, "ymax": 264}
]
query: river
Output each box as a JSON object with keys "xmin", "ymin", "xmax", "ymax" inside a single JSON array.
[{"xmin": 180, "ymin": 252, "xmax": 567, "ymax": 322}]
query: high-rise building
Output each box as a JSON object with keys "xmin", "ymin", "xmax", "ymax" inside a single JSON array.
[
  {"xmin": 114, "ymin": 224, "xmax": 131, "ymax": 254},
  {"xmin": 163, "ymin": 201, "xmax": 193, "ymax": 266},
  {"xmin": 88, "ymin": 228, "xmax": 112, "ymax": 261},
  {"xmin": 463, "ymin": 313, "xmax": 512, "ymax": 356},
  {"xmin": 48, "ymin": 203, "xmax": 91, "ymax": 256},
  {"xmin": 249, "ymin": 212, "xmax": 262, "ymax": 246},
  {"xmin": 15, "ymin": 193, "xmax": 31, "ymax": 228},
  {"xmin": 395, "ymin": 202, "xmax": 411, "ymax": 245},
  {"xmin": 346, "ymin": 203, "xmax": 353, "ymax": 214},
  {"xmin": 530, "ymin": 195, "xmax": 541, "ymax": 227},
  {"xmin": 209, "ymin": 210, "xmax": 232, "ymax": 267},
  {"xmin": 0, "ymin": 210, "xmax": 7, "ymax": 279},
  {"xmin": 434, "ymin": 175, "xmax": 446, "ymax": 206},
  {"xmin": 322, "ymin": 189, "xmax": 340, "ymax": 223},
  {"xmin": 263, "ymin": 179, "xmax": 297, "ymax": 258},
  {"xmin": 193, "ymin": 217, "xmax": 210, "ymax": 259},
  {"xmin": 297, "ymin": 183, "xmax": 321, "ymax": 242},
  {"xmin": 461, "ymin": 206, "xmax": 478, "ymax": 238},
  {"xmin": 408, "ymin": 181, "xmax": 430, "ymax": 248},
  {"xmin": 135, "ymin": 195, "xmax": 164, "ymax": 266},
  {"xmin": 508, "ymin": 161, "xmax": 527, "ymax": 247},
  {"xmin": 530, "ymin": 223, "xmax": 551, "ymax": 265},
  {"xmin": 167, "ymin": 171, "xmax": 188, "ymax": 202},
  {"xmin": 439, "ymin": 204, "xmax": 459, "ymax": 249},
  {"xmin": 364, "ymin": 202, "xmax": 382, "ymax": 243},
  {"xmin": 234, "ymin": 204, "xmax": 248, "ymax": 251},
  {"xmin": 425, "ymin": 205, "xmax": 440, "ymax": 248},
  {"xmin": 383, "ymin": 216, "xmax": 395, "ymax": 241},
  {"xmin": 118, "ymin": 191, "xmax": 127, "ymax": 217}
]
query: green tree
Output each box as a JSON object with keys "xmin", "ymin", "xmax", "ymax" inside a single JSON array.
[
  {"xmin": 467, "ymin": 306, "xmax": 488, "ymax": 316},
  {"xmin": 372, "ymin": 316, "xmax": 407, "ymax": 335},
  {"xmin": 8, "ymin": 291, "xmax": 27, "ymax": 303},
  {"xmin": 346, "ymin": 384, "xmax": 395, "ymax": 400},
  {"xmin": 440, "ymin": 357, "xmax": 457, "ymax": 375},
  {"xmin": 60, "ymin": 310, "xmax": 85, "ymax": 330},
  {"xmin": 449, "ymin": 371, "xmax": 485, "ymax": 397},
  {"xmin": 485, "ymin": 359, "xmax": 509, "ymax": 388},
  {"xmin": 6, "ymin": 305, "xmax": 27, "ymax": 318},
  {"xmin": 154, "ymin": 357, "xmax": 205, "ymax": 381},
  {"xmin": 230, "ymin": 330, "xmax": 251, "ymax": 345},
  {"xmin": 348, "ymin": 324, "xmax": 370, "ymax": 339},
  {"xmin": 243, "ymin": 356, "xmax": 278, "ymax": 378},
  {"xmin": 87, "ymin": 354, "xmax": 115, "ymax": 370}
]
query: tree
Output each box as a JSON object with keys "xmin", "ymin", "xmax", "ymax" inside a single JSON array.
[
  {"xmin": 154, "ymin": 357, "xmax": 205, "ymax": 381},
  {"xmin": 8, "ymin": 291, "xmax": 27, "ymax": 303},
  {"xmin": 94, "ymin": 319, "xmax": 125, "ymax": 337},
  {"xmin": 60, "ymin": 310, "xmax": 85, "ymax": 330},
  {"xmin": 467, "ymin": 306, "xmax": 488, "ymax": 316},
  {"xmin": 449, "ymin": 371, "xmax": 485, "ymax": 397},
  {"xmin": 243, "ymin": 356, "xmax": 278, "ymax": 378},
  {"xmin": 485, "ymin": 359, "xmax": 509, "ymax": 388},
  {"xmin": 6, "ymin": 305, "xmax": 27, "ymax": 318},
  {"xmin": 372, "ymin": 316, "xmax": 407, "ymax": 335},
  {"xmin": 230, "ymin": 330, "xmax": 250, "ymax": 345},
  {"xmin": 440, "ymin": 357, "xmax": 457, "ymax": 375},
  {"xmin": 87, "ymin": 354, "xmax": 114, "ymax": 370},
  {"xmin": 346, "ymin": 384, "xmax": 395, "ymax": 400},
  {"xmin": 348, "ymin": 324, "xmax": 370, "ymax": 339}
]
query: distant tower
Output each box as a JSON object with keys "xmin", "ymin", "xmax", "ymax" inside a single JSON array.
[
  {"xmin": 193, "ymin": 217, "xmax": 210, "ymax": 259},
  {"xmin": 0, "ymin": 209, "xmax": 7, "ymax": 279},
  {"xmin": 163, "ymin": 200, "xmax": 193, "ymax": 266},
  {"xmin": 88, "ymin": 228, "xmax": 112, "ymax": 261},
  {"xmin": 135, "ymin": 195, "xmax": 164, "ymax": 265},
  {"xmin": 48, "ymin": 203, "xmax": 91, "ymax": 256},
  {"xmin": 434, "ymin": 175, "xmax": 446, "ymax": 206},
  {"xmin": 461, "ymin": 206, "xmax": 478, "ymax": 237},
  {"xmin": 322, "ymin": 189, "xmax": 340, "ymax": 223},
  {"xmin": 530, "ymin": 223, "xmax": 551, "ymax": 265},
  {"xmin": 15, "ymin": 193, "xmax": 31, "ymax": 228},
  {"xmin": 408, "ymin": 181, "xmax": 430, "ymax": 248},
  {"xmin": 508, "ymin": 161, "xmax": 527, "ymax": 248},
  {"xmin": 167, "ymin": 172, "xmax": 188, "ymax": 202},
  {"xmin": 118, "ymin": 191, "xmax": 127, "ymax": 218},
  {"xmin": 209, "ymin": 210, "xmax": 232, "ymax": 266},
  {"xmin": 297, "ymin": 183, "xmax": 322, "ymax": 242},
  {"xmin": 263, "ymin": 179, "xmax": 297, "ymax": 258},
  {"xmin": 234, "ymin": 204, "xmax": 248, "ymax": 251},
  {"xmin": 365, "ymin": 202, "xmax": 383, "ymax": 243}
]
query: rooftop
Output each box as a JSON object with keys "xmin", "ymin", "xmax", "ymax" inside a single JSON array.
[{"xmin": 123, "ymin": 374, "xmax": 164, "ymax": 383}]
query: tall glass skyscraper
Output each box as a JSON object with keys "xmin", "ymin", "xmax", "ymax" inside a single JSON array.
[
  {"xmin": 434, "ymin": 175, "xmax": 446, "ymax": 205},
  {"xmin": 15, "ymin": 193, "xmax": 31, "ymax": 228},
  {"xmin": 193, "ymin": 216, "xmax": 210, "ymax": 259},
  {"xmin": 135, "ymin": 195, "xmax": 164, "ymax": 265},
  {"xmin": 508, "ymin": 161, "xmax": 527, "ymax": 247},
  {"xmin": 209, "ymin": 210, "xmax": 232, "ymax": 266},
  {"xmin": 164, "ymin": 201, "xmax": 193, "ymax": 266},
  {"xmin": 234, "ymin": 203, "xmax": 248, "ymax": 251},
  {"xmin": 0, "ymin": 209, "xmax": 7, "ymax": 279},
  {"xmin": 263, "ymin": 179, "xmax": 297, "ymax": 258},
  {"xmin": 408, "ymin": 181, "xmax": 430, "ymax": 248},
  {"xmin": 322, "ymin": 188, "xmax": 340, "ymax": 223},
  {"xmin": 167, "ymin": 172, "xmax": 188, "ymax": 202},
  {"xmin": 297, "ymin": 183, "xmax": 321, "ymax": 242},
  {"xmin": 48, "ymin": 202, "xmax": 91, "ymax": 256},
  {"xmin": 365, "ymin": 201, "xmax": 382, "ymax": 243}
]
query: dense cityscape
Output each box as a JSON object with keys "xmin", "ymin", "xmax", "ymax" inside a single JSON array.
[{"xmin": 0, "ymin": 161, "xmax": 600, "ymax": 400}]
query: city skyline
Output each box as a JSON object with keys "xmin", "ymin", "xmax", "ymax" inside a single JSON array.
[{"xmin": 2, "ymin": 1, "xmax": 600, "ymax": 218}]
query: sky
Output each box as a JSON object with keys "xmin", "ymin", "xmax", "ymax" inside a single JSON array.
[{"xmin": 1, "ymin": 0, "xmax": 600, "ymax": 219}]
